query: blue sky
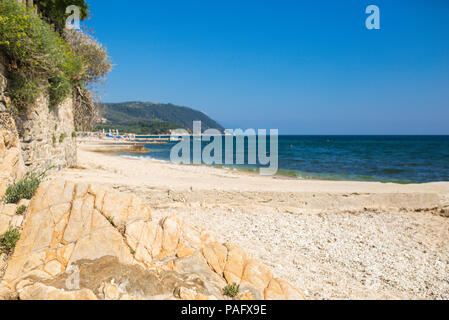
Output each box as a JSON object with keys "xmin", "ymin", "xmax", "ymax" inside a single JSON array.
[{"xmin": 84, "ymin": 0, "xmax": 449, "ymax": 134}]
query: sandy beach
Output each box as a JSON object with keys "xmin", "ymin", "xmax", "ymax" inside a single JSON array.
[{"xmin": 52, "ymin": 143, "xmax": 449, "ymax": 300}]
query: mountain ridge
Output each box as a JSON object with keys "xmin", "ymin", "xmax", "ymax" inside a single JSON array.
[{"xmin": 97, "ymin": 101, "xmax": 224, "ymax": 135}]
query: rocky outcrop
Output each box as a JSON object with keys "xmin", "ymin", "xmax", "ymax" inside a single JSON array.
[
  {"xmin": 0, "ymin": 200, "xmax": 27, "ymax": 237},
  {"xmin": 0, "ymin": 112, "xmax": 26, "ymax": 282},
  {"xmin": 0, "ymin": 180, "xmax": 305, "ymax": 300},
  {"xmin": 0, "ymin": 59, "xmax": 23, "ymax": 197},
  {"xmin": 0, "ymin": 56, "xmax": 9, "ymax": 113},
  {"xmin": 0, "ymin": 113, "xmax": 25, "ymax": 200}
]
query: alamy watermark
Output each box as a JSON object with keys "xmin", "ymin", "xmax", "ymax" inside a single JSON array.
[
  {"xmin": 365, "ymin": 5, "xmax": 380, "ymax": 30},
  {"xmin": 65, "ymin": 265, "xmax": 80, "ymax": 290},
  {"xmin": 65, "ymin": 5, "xmax": 80, "ymax": 30},
  {"xmin": 64, "ymin": 4, "xmax": 380, "ymax": 31},
  {"xmin": 170, "ymin": 121, "xmax": 279, "ymax": 176}
]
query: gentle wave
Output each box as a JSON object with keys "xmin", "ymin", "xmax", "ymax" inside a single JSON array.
[{"xmin": 116, "ymin": 135, "xmax": 449, "ymax": 183}]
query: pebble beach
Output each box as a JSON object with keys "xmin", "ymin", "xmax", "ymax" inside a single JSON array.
[{"xmin": 53, "ymin": 143, "xmax": 449, "ymax": 300}]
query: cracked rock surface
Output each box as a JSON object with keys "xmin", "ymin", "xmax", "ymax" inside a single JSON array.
[{"xmin": 0, "ymin": 179, "xmax": 304, "ymax": 300}]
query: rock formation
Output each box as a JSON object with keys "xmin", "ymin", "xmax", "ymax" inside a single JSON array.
[
  {"xmin": 0, "ymin": 179, "xmax": 305, "ymax": 300},
  {"xmin": 0, "ymin": 113, "xmax": 25, "ymax": 200}
]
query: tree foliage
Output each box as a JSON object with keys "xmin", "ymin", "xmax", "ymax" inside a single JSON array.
[
  {"xmin": 35, "ymin": 0, "xmax": 89, "ymax": 33},
  {"xmin": 100, "ymin": 102, "xmax": 225, "ymax": 132},
  {"xmin": 0, "ymin": 0, "xmax": 83, "ymax": 111},
  {"xmin": 0, "ymin": 0, "xmax": 111, "ymax": 130}
]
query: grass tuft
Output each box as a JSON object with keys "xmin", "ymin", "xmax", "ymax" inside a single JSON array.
[
  {"xmin": 0, "ymin": 227, "xmax": 20, "ymax": 255},
  {"xmin": 4, "ymin": 173, "xmax": 42, "ymax": 204},
  {"xmin": 16, "ymin": 205, "xmax": 27, "ymax": 215},
  {"xmin": 223, "ymin": 283, "xmax": 240, "ymax": 298}
]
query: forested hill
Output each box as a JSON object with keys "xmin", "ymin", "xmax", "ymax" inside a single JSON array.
[{"xmin": 97, "ymin": 102, "xmax": 224, "ymax": 135}]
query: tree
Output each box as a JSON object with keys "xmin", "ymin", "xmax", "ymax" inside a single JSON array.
[
  {"xmin": 35, "ymin": 0, "xmax": 89, "ymax": 33},
  {"xmin": 0, "ymin": 0, "xmax": 84, "ymax": 111}
]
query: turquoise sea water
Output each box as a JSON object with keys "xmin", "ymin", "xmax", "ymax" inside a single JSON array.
[{"xmin": 122, "ymin": 136, "xmax": 449, "ymax": 183}]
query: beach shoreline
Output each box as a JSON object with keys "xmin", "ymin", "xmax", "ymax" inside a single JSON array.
[
  {"xmin": 52, "ymin": 142, "xmax": 449, "ymax": 299},
  {"xmin": 78, "ymin": 135, "xmax": 449, "ymax": 184},
  {"xmin": 69, "ymin": 142, "xmax": 449, "ymax": 194}
]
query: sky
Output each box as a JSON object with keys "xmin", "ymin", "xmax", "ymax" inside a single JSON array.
[{"xmin": 84, "ymin": 0, "xmax": 449, "ymax": 135}]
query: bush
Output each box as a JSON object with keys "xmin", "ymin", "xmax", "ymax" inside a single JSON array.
[
  {"xmin": 59, "ymin": 133, "xmax": 66, "ymax": 143},
  {"xmin": 64, "ymin": 30, "xmax": 112, "ymax": 84},
  {"xmin": 16, "ymin": 205, "xmax": 27, "ymax": 215},
  {"xmin": 223, "ymin": 283, "xmax": 240, "ymax": 298},
  {"xmin": 0, "ymin": 0, "xmax": 83, "ymax": 112},
  {"xmin": 65, "ymin": 30, "xmax": 112, "ymax": 131},
  {"xmin": 0, "ymin": 227, "xmax": 20, "ymax": 255},
  {"xmin": 4, "ymin": 173, "xmax": 42, "ymax": 204}
]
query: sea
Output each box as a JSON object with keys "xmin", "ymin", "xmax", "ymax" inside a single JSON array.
[{"xmin": 120, "ymin": 135, "xmax": 449, "ymax": 184}]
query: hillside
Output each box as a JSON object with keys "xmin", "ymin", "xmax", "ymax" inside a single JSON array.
[{"xmin": 96, "ymin": 102, "xmax": 224, "ymax": 135}]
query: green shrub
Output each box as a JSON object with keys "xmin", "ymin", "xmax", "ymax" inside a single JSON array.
[
  {"xmin": 52, "ymin": 134, "xmax": 56, "ymax": 144},
  {"xmin": 16, "ymin": 205, "xmax": 27, "ymax": 215},
  {"xmin": 0, "ymin": 227, "xmax": 20, "ymax": 255},
  {"xmin": 5, "ymin": 75, "xmax": 42, "ymax": 111},
  {"xmin": 72, "ymin": 131, "xmax": 76, "ymax": 138},
  {"xmin": 64, "ymin": 30, "xmax": 112, "ymax": 84},
  {"xmin": 4, "ymin": 173, "xmax": 42, "ymax": 204},
  {"xmin": 65, "ymin": 30, "xmax": 112, "ymax": 131},
  {"xmin": 59, "ymin": 133, "xmax": 66, "ymax": 143},
  {"xmin": 223, "ymin": 283, "xmax": 240, "ymax": 298},
  {"xmin": 0, "ymin": 0, "xmax": 83, "ymax": 112}
]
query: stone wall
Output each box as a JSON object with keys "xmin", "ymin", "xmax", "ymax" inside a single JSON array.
[
  {"xmin": 13, "ymin": 95, "xmax": 77, "ymax": 173},
  {"xmin": 0, "ymin": 55, "xmax": 77, "ymax": 174}
]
